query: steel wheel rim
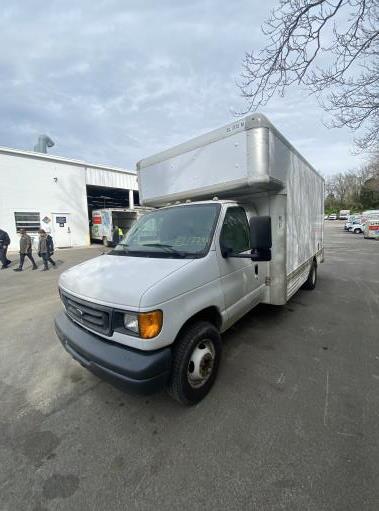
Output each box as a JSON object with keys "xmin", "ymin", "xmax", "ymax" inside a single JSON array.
[{"xmin": 187, "ymin": 339, "xmax": 216, "ymax": 388}]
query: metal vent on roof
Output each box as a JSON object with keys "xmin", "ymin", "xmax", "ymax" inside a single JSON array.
[{"xmin": 33, "ymin": 134, "xmax": 55, "ymax": 153}]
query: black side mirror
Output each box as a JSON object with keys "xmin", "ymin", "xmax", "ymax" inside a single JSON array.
[
  {"xmin": 249, "ymin": 216, "xmax": 272, "ymax": 261},
  {"xmin": 221, "ymin": 244, "xmax": 233, "ymax": 258}
]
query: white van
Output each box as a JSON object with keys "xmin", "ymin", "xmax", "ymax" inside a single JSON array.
[{"xmin": 55, "ymin": 114, "xmax": 324, "ymax": 405}]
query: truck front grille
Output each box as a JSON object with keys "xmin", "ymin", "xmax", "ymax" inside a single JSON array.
[{"xmin": 61, "ymin": 291, "xmax": 112, "ymax": 335}]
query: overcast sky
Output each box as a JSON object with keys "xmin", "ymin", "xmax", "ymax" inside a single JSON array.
[{"xmin": 0, "ymin": 0, "xmax": 367, "ymax": 175}]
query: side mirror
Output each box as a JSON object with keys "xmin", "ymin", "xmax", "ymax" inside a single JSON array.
[
  {"xmin": 221, "ymin": 244, "xmax": 233, "ymax": 258},
  {"xmin": 249, "ymin": 216, "xmax": 272, "ymax": 262}
]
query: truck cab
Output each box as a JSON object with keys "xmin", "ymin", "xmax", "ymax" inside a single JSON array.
[{"xmin": 56, "ymin": 200, "xmax": 272, "ymax": 403}]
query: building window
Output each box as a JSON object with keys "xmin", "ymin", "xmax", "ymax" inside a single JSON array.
[{"xmin": 14, "ymin": 212, "xmax": 41, "ymax": 232}]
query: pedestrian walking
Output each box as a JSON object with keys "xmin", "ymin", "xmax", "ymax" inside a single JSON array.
[
  {"xmin": 13, "ymin": 229, "xmax": 38, "ymax": 271},
  {"xmin": 38, "ymin": 229, "xmax": 56, "ymax": 271},
  {"xmin": 0, "ymin": 228, "xmax": 11, "ymax": 269}
]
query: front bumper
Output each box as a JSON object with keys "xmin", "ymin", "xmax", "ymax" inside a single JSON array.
[{"xmin": 55, "ymin": 311, "xmax": 172, "ymax": 395}]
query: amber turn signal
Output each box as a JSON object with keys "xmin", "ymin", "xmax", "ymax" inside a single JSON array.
[{"xmin": 138, "ymin": 310, "xmax": 163, "ymax": 339}]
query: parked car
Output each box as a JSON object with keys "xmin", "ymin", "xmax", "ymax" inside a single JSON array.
[
  {"xmin": 55, "ymin": 114, "xmax": 324, "ymax": 405},
  {"xmin": 328, "ymin": 214, "xmax": 337, "ymax": 220},
  {"xmin": 350, "ymin": 221, "xmax": 364, "ymax": 234}
]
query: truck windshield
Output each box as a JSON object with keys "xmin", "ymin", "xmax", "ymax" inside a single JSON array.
[{"xmin": 112, "ymin": 203, "xmax": 220, "ymax": 258}]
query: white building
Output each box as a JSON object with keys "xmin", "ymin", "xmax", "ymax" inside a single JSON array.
[{"xmin": 0, "ymin": 146, "xmax": 138, "ymax": 251}]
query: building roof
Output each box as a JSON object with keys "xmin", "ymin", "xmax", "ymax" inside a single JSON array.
[{"xmin": 0, "ymin": 145, "xmax": 135, "ymax": 176}]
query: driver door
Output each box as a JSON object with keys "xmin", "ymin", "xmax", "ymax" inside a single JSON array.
[{"xmin": 217, "ymin": 206, "xmax": 263, "ymax": 324}]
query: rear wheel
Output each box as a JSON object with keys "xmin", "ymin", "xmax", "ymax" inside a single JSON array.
[
  {"xmin": 167, "ymin": 321, "xmax": 222, "ymax": 405},
  {"xmin": 302, "ymin": 261, "xmax": 317, "ymax": 290},
  {"xmin": 102, "ymin": 237, "xmax": 110, "ymax": 247},
  {"xmin": 353, "ymin": 228, "xmax": 362, "ymax": 234}
]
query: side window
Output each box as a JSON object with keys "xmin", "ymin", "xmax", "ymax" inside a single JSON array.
[{"xmin": 220, "ymin": 207, "xmax": 250, "ymax": 253}]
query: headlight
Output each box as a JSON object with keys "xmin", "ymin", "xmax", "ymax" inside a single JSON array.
[
  {"xmin": 123, "ymin": 310, "xmax": 163, "ymax": 339},
  {"xmin": 123, "ymin": 312, "xmax": 139, "ymax": 334}
]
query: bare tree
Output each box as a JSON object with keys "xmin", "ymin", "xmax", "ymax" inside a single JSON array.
[
  {"xmin": 240, "ymin": 0, "xmax": 379, "ymax": 150},
  {"xmin": 334, "ymin": 173, "xmax": 349, "ymax": 202},
  {"xmin": 324, "ymin": 152, "xmax": 379, "ymax": 211}
]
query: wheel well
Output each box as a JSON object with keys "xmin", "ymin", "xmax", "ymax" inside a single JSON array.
[{"xmin": 175, "ymin": 307, "xmax": 222, "ymax": 342}]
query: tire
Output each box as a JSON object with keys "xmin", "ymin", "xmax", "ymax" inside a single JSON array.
[
  {"xmin": 353, "ymin": 228, "xmax": 362, "ymax": 234},
  {"xmin": 302, "ymin": 261, "xmax": 317, "ymax": 290},
  {"xmin": 102, "ymin": 237, "xmax": 110, "ymax": 247},
  {"xmin": 167, "ymin": 321, "xmax": 222, "ymax": 405}
]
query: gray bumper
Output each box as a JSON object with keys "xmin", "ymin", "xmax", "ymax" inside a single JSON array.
[{"xmin": 55, "ymin": 310, "xmax": 172, "ymax": 395}]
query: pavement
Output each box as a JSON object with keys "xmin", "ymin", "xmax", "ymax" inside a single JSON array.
[{"xmin": 1, "ymin": 223, "xmax": 378, "ymax": 511}]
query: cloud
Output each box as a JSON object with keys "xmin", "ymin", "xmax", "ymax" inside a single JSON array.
[{"xmin": 0, "ymin": 0, "xmax": 367, "ymax": 174}]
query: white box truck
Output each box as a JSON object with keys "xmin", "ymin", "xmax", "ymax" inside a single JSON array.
[
  {"xmin": 91, "ymin": 207, "xmax": 152, "ymax": 246},
  {"xmin": 55, "ymin": 114, "xmax": 324, "ymax": 405},
  {"xmin": 339, "ymin": 209, "xmax": 350, "ymax": 220},
  {"xmin": 363, "ymin": 213, "xmax": 379, "ymax": 239}
]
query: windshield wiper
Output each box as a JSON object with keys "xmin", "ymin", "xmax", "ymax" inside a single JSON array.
[
  {"xmin": 141, "ymin": 243, "xmax": 190, "ymax": 257},
  {"xmin": 109, "ymin": 247, "xmax": 129, "ymax": 255}
]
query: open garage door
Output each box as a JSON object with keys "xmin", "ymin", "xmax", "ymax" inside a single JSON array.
[{"xmin": 86, "ymin": 185, "xmax": 139, "ymax": 218}]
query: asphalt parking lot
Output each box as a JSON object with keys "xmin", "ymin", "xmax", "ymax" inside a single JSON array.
[{"xmin": 1, "ymin": 223, "xmax": 378, "ymax": 511}]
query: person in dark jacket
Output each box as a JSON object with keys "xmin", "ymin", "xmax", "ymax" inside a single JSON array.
[
  {"xmin": 38, "ymin": 229, "xmax": 56, "ymax": 271},
  {"xmin": 0, "ymin": 228, "xmax": 11, "ymax": 269},
  {"xmin": 13, "ymin": 229, "xmax": 38, "ymax": 271}
]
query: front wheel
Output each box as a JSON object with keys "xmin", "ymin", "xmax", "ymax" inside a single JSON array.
[
  {"xmin": 302, "ymin": 261, "xmax": 317, "ymax": 290},
  {"xmin": 167, "ymin": 321, "xmax": 222, "ymax": 405}
]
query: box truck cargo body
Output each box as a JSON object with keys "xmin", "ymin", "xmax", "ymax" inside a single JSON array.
[
  {"xmin": 138, "ymin": 114, "xmax": 324, "ymax": 303},
  {"xmin": 55, "ymin": 114, "xmax": 324, "ymax": 405},
  {"xmin": 363, "ymin": 214, "xmax": 379, "ymax": 239}
]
